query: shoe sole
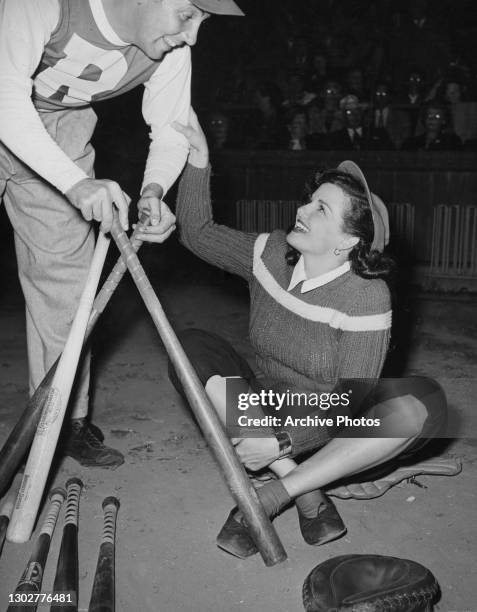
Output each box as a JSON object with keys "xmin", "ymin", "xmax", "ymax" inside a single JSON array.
[
  {"xmin": 304, "ymin": 526, "xmax": 347, "ymax": 547},
  {"xmin": 216, "ymin": 540, "xmax": 258, "ymax": 559}
]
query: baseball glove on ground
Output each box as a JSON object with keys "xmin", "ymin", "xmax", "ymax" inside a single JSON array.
[{"xmin": 302, "ymin": 554, "xmax": 440, "ymax": 611}]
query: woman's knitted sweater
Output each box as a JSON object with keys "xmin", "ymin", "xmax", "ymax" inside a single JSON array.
[{"xmin": 176, "ymin": 164, "xmax": 392, "ymax": 396}]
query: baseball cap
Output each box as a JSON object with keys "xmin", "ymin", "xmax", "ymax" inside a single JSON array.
[
  {"xmin": 192, "ymin": 0, "xmax": 244, "ymax": 16},
  {"xmin": 338, "ymin": 161, "xmax": 389, "ymax": 252}
]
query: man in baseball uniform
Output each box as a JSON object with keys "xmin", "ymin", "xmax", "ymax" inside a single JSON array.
[{"xmin": 0, "ymin": 0, "xmax": 243, "ymax": 468}]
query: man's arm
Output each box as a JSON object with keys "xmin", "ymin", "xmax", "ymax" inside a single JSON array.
[
  {"xmin": 137, "ymin": 46, "xmax": 191, "ymax": 229},
  {"xmin": 0, "ymin": 0, "xmax": 129, "ymax": 231},
  {"xmin": 141, "ymin": 46, "xmax": 191, "ymax": 194},
  {"xmin": 0, "ymin": 0, "xmax": 88, "ymax": 192}
]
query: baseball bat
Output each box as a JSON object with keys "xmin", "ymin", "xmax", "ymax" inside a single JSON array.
[
  {"xmin": 7, "ymin": 232, "xmax": 111, "ymax": 543},
  {"xmin": 7, "ymin": 488, "xmax": 65, "ymax": 612},
  {"xmin": 52, "ymin": 478, "xmax": 83, "ymax": 611},
  {"xmin": 0, "ymin": 471, "xmax": 23, "ymax": 557},
  {"xmin": 110, "ymin": 213, "xmax": 287, "ymax": 567},
  {"xmin": 0, "ymin": 214, "xmax": 150, "ymax": 497},
  {"xmin": 88, "ymin": 497, "xmax": 120, "ymax": 612}
]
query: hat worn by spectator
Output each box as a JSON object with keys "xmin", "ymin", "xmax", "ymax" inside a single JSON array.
[
  {"xmin": 339, "ymin": 94, "xmax": 361, "ymax": 111},
  {"xmin": 303, "ymin": 554, "xmax": 440, "ymax": 611},
  {"xmin": 338, "ymin": 160, "xmax": 390, "ymax": 252},
  {"xmin": 192, "ymin": 0, "xmax": 244, "ymax": 16}
]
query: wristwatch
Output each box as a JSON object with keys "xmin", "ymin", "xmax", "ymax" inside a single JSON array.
[{"xmin": 275, "ymin": 431, "xmax": 292, "ymax": 458}]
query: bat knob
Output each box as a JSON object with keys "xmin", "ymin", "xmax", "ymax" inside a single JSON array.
[
  {"xmin": 102, "ymin": 496, "xmax": 120, "ymax": 511},
  {"xmin": 49, "ymin": 488, "xmax": 67, "ymax": 501},
  {"xmin": 65, "ymin": 477, "xmax": 84, "ymax": 490}
]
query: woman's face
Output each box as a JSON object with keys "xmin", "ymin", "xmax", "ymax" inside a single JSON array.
[{"xmin": 287, "ymin": 182, "xmax": 354, "ymax": 256}]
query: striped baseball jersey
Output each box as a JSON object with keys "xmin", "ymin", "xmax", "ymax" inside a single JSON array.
[{"xmin": 33, "ymin": 0, "xmax": 160, "ymax": 110}]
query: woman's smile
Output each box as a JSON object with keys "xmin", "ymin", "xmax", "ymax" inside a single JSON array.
[{"xmin": 292, "ymin": 217, "xmax": 310, "ymax": 233}]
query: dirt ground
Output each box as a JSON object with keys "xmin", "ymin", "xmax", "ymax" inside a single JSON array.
[{"xmin": 0, "ymin": 229, "xmax": 476, "ymax": 612}]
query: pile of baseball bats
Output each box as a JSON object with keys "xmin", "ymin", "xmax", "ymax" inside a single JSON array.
[
  {"xmin": 3, "ymin": 477, "xmax": 119, "ymax": 612},
  {"xmin": 0, "ymin": 211, "xmax": 286, "ymax": 572}
]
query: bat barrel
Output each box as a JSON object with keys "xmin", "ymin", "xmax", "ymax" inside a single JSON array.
[
  {"xmin": 0, "ymin": 472, "xmax": 23, "ymax": 557},
  {"xmin": 7, "ymin": 234, "xmax": 110, "ymax": 544},
  {"xmin": 7, "ymin": 488, "xmax": 65, "ymax": 612},
  {"xmin": 88, "ymin": 497, "xmax": 120, "ymax": 612},
  {"xmin": 0, "ymin": 372, "xmax": 55, "ymax": 496},
  {"xmin": 110, "ymin": 215, "xmax": 287, "ymax": 566}
]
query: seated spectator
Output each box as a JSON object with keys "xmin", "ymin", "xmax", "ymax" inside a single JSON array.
[
  {"xmin": 370, "ymin": 82, "xmax": 410, "ymax": 149},
  {"xmin": 401, "ymin": 102, "xmax": 463, "ymax": 151},
  {"xmin": 443, "ymin": 79, "xmax": 477, "ymax": 144},
  {"xmin": 286, "ymin": 108, "xmax": 308, "ymax": 150},
  {"xmin": 204, "ymin": 111, "xmax": 242, "ymax": 151},
  {"xmin": 310, "ymin": 80, "xmax": 344, "ymax": 136},
  {"xmin": 307, "ymin": 100, "xmax": 329, "ymax": 148},
  {"xmin": 445, "ymin": 80, "xmax": 464, "ymax": 105},
  {"xmin": 327, "ymin": 95, "xmax": 394, "ymax": 151},
  {"xmin": 248, "ymin": 81, "xmax": 287, "ymax": 150},
  {"xmin": 304, "ymin": 48, "xmax": 328, "ymax": 95},
  {"xmin": 285, "ymin": 107, "xmax": 326, "ymax": 151},
  {"xmin": 344, "ymin": 67, "xmax": 366, "ymax": 100},
  {"xmin": 394, "ymin": 69, "xmax": 429, "ymax": 136},
  {"xmin": 283, "ymin": 74, "xmax": 317, "ymax": 110}
]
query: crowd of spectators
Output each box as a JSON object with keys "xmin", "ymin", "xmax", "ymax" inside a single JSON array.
[{"xmin": 194, "ymin": 0, "xmax": 477, "ymax": 152}]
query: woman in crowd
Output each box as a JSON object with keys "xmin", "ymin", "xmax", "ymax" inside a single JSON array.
[
  {"xmin": 402, "ymin": 101, "xmax": 462, "ymax": 151},
  {"xmin": 136, "ymin": 110, "xmax": 446, "ymax": 559}
]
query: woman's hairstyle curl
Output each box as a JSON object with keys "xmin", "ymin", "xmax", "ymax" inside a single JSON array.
[{"xmin": 286, "ymin": 168, "xmax": 395, "ymax": 280}]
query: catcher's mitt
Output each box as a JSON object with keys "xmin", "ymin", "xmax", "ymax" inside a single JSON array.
[{"xmin": 302, "ymin": 554, "xmax": 440, "ymax": 611}]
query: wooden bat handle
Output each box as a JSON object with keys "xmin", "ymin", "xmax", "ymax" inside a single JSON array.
[
  {"xmin": 88, "ymin": 497, "xmax": 120, "ymax": 612},
  {"xmin": 53, "ymin": 479, "xmax": 83, "ymax": 611},
  {"xmin": 86, "ymin": 212, "xmax": 150, "ymax": 331},
  {"xmin": 110, "ymin": 214, "xmax": 287, "ymax": 566}
]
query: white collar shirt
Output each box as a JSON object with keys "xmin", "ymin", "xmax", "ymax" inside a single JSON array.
[
  {"xmin": 375, "ymin": 107, "xmax": 389, "ymax": 127},
  {"xmin": 347, "ymin": 126, "xmax": 363, "ymax": 140},
  {"xmin": 287, "ymin": 257, "xmax": 351, "ymax": 293}
]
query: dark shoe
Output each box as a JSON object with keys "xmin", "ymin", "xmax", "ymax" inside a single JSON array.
[
  {"xmin": 216, "ymin": 509, "xmax": 258, "ymax": 559},
  {"xmin": 87, "ymin": 421, "xmax": 104, "ymax": 442},
  {"xmin": 297, "ymin": 494, "xmax": 346, "ymax": 546},
  {"xmin": 62, "ymin": 419, "xmax": 124, "ymax": 468}
]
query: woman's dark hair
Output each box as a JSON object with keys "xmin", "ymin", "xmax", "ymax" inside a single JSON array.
[{"xmin": 286, "ymin": 168, "xmax": 395, "ymax": 280}]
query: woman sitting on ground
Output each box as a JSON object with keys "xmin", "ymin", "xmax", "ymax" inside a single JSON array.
[{"xmin": 136, "ymin": 110, "xmax": 446, "ymax": 559}]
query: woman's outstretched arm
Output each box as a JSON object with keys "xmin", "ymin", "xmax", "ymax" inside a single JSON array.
[{"xmin": 174, "ymin": 109, "xmax": 258, "ymax": 281}]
